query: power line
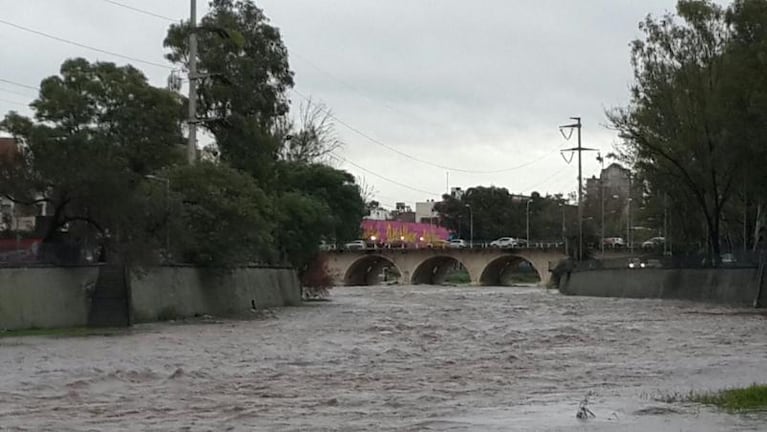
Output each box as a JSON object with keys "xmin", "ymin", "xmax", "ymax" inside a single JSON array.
[
  {"xmin": 0, "ymin": 98, "xmax": 28, "ymax": 107},
  {"xmin": 0, "ymin": 18, "xmax": 173, "ymax": 70},
  {"xmin": 291, "ymin": 88, "xmax": 558, "ymax": 175},
  {"xmin": 0, "ymin": 86, "xmax": 35, "ymax": 99},
  {"xmin": 0, "ymin": 78, "xmax": 38, "ymax": 91},
  {"xmin": 97, "ymin": 0, "xmax": 178, "ymax": 22},
  {"xmin": 329, "ymin": 153, "xmax": 441, "ymax": 197}
]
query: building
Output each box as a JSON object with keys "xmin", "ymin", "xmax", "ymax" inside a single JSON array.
[
  {"xmin": 391, "ymin": 202, "xmax": 415, "ymax": 223},
  {"xmin": 601, "ymin": 163, "xmax": 631, "ymax": 198},
  {"xmin": 364, "ymin": 207, "xmax": 391, "ymax": 221},
  {"xmin": 450, "ymin": 187, "xmax": 465, "ymax": 200},
  {"xmin": 415, "ymin": 200, "xmax": 439, "ymax": 224},
  {"xmin": 0, "ymin": 137, "xmax": 47, "ymax": 233},
  {"xmin": 586, "ymin": 163, "xmax": 631, "ymax": 199}
]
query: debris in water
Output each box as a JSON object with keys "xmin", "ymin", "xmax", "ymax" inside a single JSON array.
[{"xmin": 576, "ymin": 393, "xmax": 596, "ymax": 420}]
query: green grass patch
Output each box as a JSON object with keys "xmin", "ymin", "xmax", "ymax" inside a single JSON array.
[
  {"xmin": 0, "ymin": 326, "xmax": 126, "ymax": 339},
  {"xmin": 688, "ymin": 384, "xmax": 767, "ymax": 411}
]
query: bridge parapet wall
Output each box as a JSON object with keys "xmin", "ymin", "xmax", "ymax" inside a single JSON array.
[{"xmin": 323, "ymin": 248, "xmax": 569, "ymax": 286}]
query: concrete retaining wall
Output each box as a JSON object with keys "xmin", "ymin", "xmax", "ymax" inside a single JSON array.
[
  {"xmin": 130, "ymin": 266, "xmax": 301, "ymax": 323},
  {"xmin": 0, "ymin": 266, "xmax": 98, "ymax": 330},
  {"xmin": 559, "ymin": 267, "xmax": 765, "ymax": 306},
  {"xmin": 0, "ymin": 266, "xmax": 301, "ymax": 331}
]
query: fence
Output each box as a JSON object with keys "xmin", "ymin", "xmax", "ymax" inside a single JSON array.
[
  {"xmin": 568, "ymin": 250, "xmax": 762, "ymax": 273},
  {"xmin": 0, "ymin": 239, "xmax": 92, "ymax": 267}
]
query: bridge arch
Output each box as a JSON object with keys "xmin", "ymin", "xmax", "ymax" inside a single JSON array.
[
  {"xmin": 411, "ymin": 255, "xmax": 469, "ymax": 285},
  {"xmin": 344, "ymin": 254, "xmax": 401, "ymax": 286},
  {"xmin": 479, "ymin": 254, "xmax": 543, "ymax": 286}
]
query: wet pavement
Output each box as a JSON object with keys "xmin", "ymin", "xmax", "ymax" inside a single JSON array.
[{"xmin": 1, "ymin": 285, "xmax": 766, "ymax": 431}]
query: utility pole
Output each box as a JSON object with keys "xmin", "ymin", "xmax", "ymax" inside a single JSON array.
[
  {"xmin": 560, "ymin": 117, "xmax": 597, "ymax": 261},
  {"xmin": 597, "ymin": 153, "xmax": 605, "ymax": 255},
  {"xmin": 187, "ymin": 0, "xmax": 198, "ymax": 164}
]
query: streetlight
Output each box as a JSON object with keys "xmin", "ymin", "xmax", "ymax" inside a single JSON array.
[
  {"xmin": 597, "ymin": 153, "xmax": 605, "ymax": 255},
  {"xmin": 145, "ymin": 174, "xmax": 170, "ymax": 254},
  {"xmin": 526, "ymin": 199, "xmax": 531, "ymax": 247},
  {"xmin": 465, "ymin": 204, "xmax": 473, "ymax": 248},
  {"xmin": 559, "ymin": 201, "xmax": 567, "ymax": 254}
]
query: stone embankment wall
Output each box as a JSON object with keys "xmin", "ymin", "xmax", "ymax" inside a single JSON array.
[
  {"xmin": 559, "ymin": 267, "xmax": 766, "ymax": 306},
  {"xmin": 0, "ymin": 266, "xmax": 301, "ymax": 331}
]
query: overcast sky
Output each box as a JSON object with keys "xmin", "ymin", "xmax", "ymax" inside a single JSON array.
[{"xmin": 0, "ymin": 1, "xmax": 725, "ymax": 208}]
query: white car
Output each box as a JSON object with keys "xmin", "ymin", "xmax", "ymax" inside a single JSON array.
[
  {"xmin": 344, "ymin": 240, "xmax": 367, "ymax": 250},
  {"xmin": 490, "ymin": 237, "xmax": 520, "ymax": 248},
  {"xmin": 448, "ymin": 239, "xmax": 468, "ymax": 249}
]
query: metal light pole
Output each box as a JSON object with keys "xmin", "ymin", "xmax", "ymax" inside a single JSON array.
[
  {"xmin": 597, "ymin": 153, "xmax": 605, "ymax": 254},
  {"xmin": 187, "ymin": 0, "xmax": 198, "ymax": 164},
  {"xmin": 465, "ymin": 204, "xmax": 473, "ymax": 248},
  {"xmin": 526, "ymin": 199, "xmax": 531, "ymax": 247},
  {"xmin": 145, "ymin": 175, "xmax": 170, "ymax": 254},
  {"xmin": 560, "ymin": 201, "xmax": 567, "ymax": 254},
  {"xmin": 663, "ymin": 193, "xmax": 669, "ymax": 256},
  {"xmin": 627, "ymin": 174, "xmax": 633, "ymax": 254}
]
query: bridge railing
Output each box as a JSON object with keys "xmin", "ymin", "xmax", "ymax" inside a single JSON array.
[{"xmin": 328, "ymin": 241, "xmax": 568, "ymax": 252}]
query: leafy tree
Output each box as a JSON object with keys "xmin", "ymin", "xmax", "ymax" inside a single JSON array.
[
  {"xmin": 168, "ymin": 161, "xmax": 276, "ymax": 267},
  {"xmin": 0, "ymin": 58, "xmax": 184, "ymax": 262},
  {"xmin": 164, "ymin": 0, "xmax": 294, "ymax": 181},
  {"xmin": 274, "ymin": 162, "xmax": 365, "ymax": 246},
  {"xmin": 608, "ymin": 0, "xmax": 755, "ymax": 263}
]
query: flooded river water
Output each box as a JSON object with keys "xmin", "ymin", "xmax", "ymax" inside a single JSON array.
[{"xmin": 1, "ymin": 285, "xmax": 767, "ymax": 431}]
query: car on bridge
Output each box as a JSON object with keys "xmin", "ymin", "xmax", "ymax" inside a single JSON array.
[
  {"xmin": 344, "ymin": 240, "xmax": 367, "ymax": 250},
  {"xmin": 603, "ymin": 237, "xmax": 626, "ymax": 248},
  {"xmin": 448, "ymin": 239, "xmax": 468, "ymax": 249},
  {"xmin": 489, "ymin": 237, "xmax": 521, "ymax": 248},
  {"xmin": 641, "ymin": 237, "xmax": 665, "ymax": 249}
]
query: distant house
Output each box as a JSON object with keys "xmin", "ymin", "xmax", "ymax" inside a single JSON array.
[
  {"xmin": 364, "ymin": 207, "xmax": 391, "ymax": 221},
  {"xmin": 415, "ymin": 200, "xmax": 439, "ymax": 224},
  {"xmin": 0, "ymin": 137, "xmax": 47, "ymax": 233}
]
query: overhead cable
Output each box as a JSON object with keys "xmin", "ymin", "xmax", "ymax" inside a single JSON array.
[{"xmin": 0, "ymin": 18, "xmax": 173, "ymax": 70}]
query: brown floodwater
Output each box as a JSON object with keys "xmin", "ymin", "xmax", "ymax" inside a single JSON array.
[{"xmin": 1, "ymin": 285, "xmax": 766, "ymax": 431}]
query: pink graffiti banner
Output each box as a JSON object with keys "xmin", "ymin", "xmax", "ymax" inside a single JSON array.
[{"xmin": 361, "ymin": 220, "xmax": 450, "ymax": 244}]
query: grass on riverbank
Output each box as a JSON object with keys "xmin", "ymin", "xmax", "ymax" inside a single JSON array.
[
  {"xmin": 688, "ymin": 384, "xmax": 767, "ymax": 411},
  {"xmin": 0, "ymin": 327, "xmax": 126, "ymax": 339}
]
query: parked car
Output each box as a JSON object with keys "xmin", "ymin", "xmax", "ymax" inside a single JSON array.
[
  {"xmin": 490, "ymin": 237, "xmax": 520, "ymax": 248},
  {"xmin": 448, "ymin": 239, "xmax": 468, "ymax": 249},
  {"xmin": 344, "ymin": 240, "xmax": 367, "ymax": 250},
  {"xmin": 603, "ymin": 237, "xmax": 626, "ymax": 248},
  {"xmin": 641, "ymin": 237, "xmax": 665, "ymax": 249},
  {"xmin": 427, "ymin": 239, "xmax": 449, "ymax": 249},
  {"xmin": 318, "ymin": 240, "xmax": 335, "ymax": 251},
  {"xmin": 721, "ymin": 253, "xmax": 737, "ymax": 265}
]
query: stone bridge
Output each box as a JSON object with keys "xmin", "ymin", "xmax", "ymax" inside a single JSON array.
[{"xmin": 322, "ymin": 247, "xmax": 569, "ymax": 286}]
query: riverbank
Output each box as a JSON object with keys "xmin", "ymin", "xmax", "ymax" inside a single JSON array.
[
  {"xmin": 558, "ymin": 267, "xmax": 766, "ymax": 307},
  {"xmin": 0, "ymin": 265, "xmax": 301, "ymax": 331}
]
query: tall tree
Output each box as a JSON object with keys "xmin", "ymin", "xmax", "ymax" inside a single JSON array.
[
  {"xmin": 608, "ymin": 0, "xmax": 755, "ymax": 263},
  {"xmin": 0, "ymin": 58, "xmax": 184, "ymax": 262},
  {"xmin": 164, "ymin": 0, "xmax": 294, "ymax": 181}
]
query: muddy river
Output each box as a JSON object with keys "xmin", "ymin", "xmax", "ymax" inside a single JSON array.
[{"xmin": 1, "ymin": 285, "xmax": 766, "ymax": 431}]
